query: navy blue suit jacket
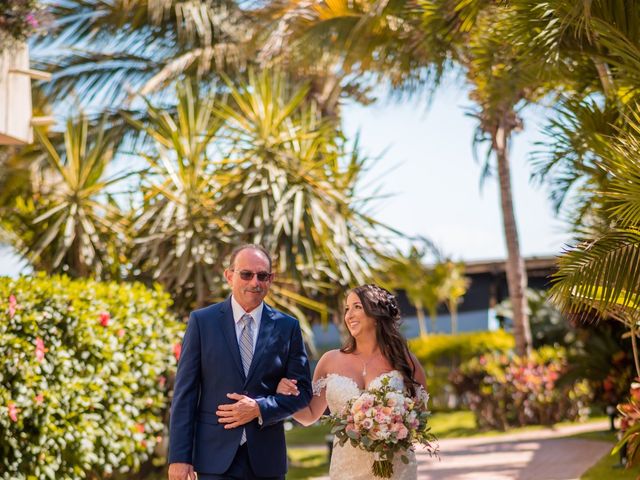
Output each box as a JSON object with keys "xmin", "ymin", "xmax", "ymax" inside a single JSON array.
[{"xmin": 168, "ymin": 298, "xmax": 312, "ymax": 476}]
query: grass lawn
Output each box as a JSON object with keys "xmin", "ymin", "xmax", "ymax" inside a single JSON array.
[{"xmin": 287, "ymin": 448, "xmax": 329, "ymax": 479}]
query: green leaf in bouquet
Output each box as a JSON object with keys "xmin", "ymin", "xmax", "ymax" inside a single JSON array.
[
  {"xmin": 346, "ymin": 429, "xmax": 360, "ymax": 440},
  {"xmin": 331, "ymin": 425, "xmax": 345, "ymax": 434},
  {"xmin": 401, "ymin": 455, "xmax": 409, "ymax": 464}
]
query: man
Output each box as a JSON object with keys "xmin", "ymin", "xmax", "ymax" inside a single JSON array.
[{"xmin": 168, "ymin": 244, "xmax": 312, "ymax": 480}]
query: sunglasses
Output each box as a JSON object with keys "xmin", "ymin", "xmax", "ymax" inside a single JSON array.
[{"xmin": 232, "ymin": 269, "xmax": 273, "ymax": 282}]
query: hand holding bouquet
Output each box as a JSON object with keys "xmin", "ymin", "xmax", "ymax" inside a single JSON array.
[{"xmin": 324, "ymin": 376, "xmax": 438, "ymax": 478}]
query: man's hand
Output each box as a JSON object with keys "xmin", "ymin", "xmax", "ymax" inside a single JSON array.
[
  {"xmin": 168, "ymin": 462, "xmax": 195, "ymax": 480},
  {"xmin": 216, "ymin": 393, "xmax": 261, "ymax": 429}
]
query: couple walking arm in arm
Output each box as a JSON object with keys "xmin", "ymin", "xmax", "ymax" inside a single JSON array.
[{"xmin": 168, "ymin": 244, "xmax": 312, "ymax": 480}]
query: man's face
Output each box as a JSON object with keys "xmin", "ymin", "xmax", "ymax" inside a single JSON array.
[{"xmin": 224, "ymin": 248, "xmax": 273, "ymax": 312}]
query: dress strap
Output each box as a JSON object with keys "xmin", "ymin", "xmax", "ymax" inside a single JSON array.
[{"xmin": 312, "ymin": 376, "xmax": 329, "ymax": 396}]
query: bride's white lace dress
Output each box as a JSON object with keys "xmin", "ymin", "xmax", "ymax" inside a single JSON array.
[{"xmin": 314, "ymin": 370, "xmax": 417, "ymax": 480}]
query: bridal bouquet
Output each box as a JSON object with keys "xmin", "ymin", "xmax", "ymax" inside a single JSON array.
[{"xmin": 323, "ymin": 376, "xmax": 438, "ymax": 478}]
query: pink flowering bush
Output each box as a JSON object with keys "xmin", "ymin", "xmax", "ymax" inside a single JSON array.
[
  {"xmin": 0, "ymin": 274, "xmax": 183, "ymax": 479},
  {"xmin": 324, "ymin": 376, "xmax": 438, "ymax": 478},
  {"xmin": 450, "ymin": 346, "xmax": 592, "ymax": 430},
  {"xmin": 0, "ymin": 0, "xmax": 47, "ymax": 46}
]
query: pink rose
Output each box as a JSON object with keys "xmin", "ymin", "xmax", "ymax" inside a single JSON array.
[
  {"xmin": 396, "ymin": 425, "xmax": 408, "ymax": 440},
  {"xmin": 35, "ymin": 337, "xmax": 47, "ymax": 362},
  {"xmin": 362, "ymin": 418, "xmax": 374, "ymax": 430},
  {"xmin": 7, "ymin": 402, "xmax": 18, "ymax": 422},
  {"xmin": 8, "ymin": 295, "xmax": 17, "ymax": 318}
]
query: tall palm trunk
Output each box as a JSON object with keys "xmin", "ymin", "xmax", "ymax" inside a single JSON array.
[
  {"xmin": 493, "ymin": 113, "xmax": 532, "ymax": 356},
  {"xmin": 415, "ymin": 300, "xmax": 428, "ymax": 337},
  {"xmin": 448, "ymin": 299, "xmax": 458, "ymax": 335}
]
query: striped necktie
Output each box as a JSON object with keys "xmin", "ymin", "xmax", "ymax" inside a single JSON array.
[
  {"xmin": 239, "ymin": 313, "xmax": 254, "ymax": 376},
  {"xmin": 238, "ymin": 313, "xmax": 254, "ymax": 446}
]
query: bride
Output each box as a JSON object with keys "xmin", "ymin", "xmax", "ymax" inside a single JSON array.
[{"xmin": 276, "ymin": 284, "xmax": 427, "ymax": 480}]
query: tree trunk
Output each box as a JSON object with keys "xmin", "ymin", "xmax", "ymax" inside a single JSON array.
[
  {"xmin": 493, "ymin": 114, "xmax": 532, "ymax": 356},
  {"xmin": 415, "ymin": 301, "xmax": 428, "ymax": 337},
  {"xmin": 449, "ymin": 300, "xmax": 458, "ymax": 335}
]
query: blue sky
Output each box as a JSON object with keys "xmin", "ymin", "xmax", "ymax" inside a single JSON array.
[
  {"xmin": 0, "ymin": 81, "xmax": 570, "ymax": 276},
  {"xmin": 341, "ymin": 84, "xmax": 569, "ymax": 262}
]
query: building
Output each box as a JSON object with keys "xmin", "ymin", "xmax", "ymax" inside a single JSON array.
[
  {"xmin": 0, "ymin": 43, "xmax": 51, "ymax": 145},
  {"xmin": 312, "ymin": 255, "xmax": 557, "ymax": 350}
]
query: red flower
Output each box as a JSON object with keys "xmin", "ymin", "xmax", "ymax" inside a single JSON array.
[
  {"xmin": 34, "ymin": 394, "xmax": 44, "ymax": 405},
  {"xmin": 7, "ymin": 402, "xmax": 18, "ymax": 422},
  {"xmin": 135, "ymin": 423, "xmax": 145, "ymax": 433},
  {"xmin": 35, "ymin": 337, "xmax": 47, "ymax": 363},
  {"xmin": 603, "ymin": 378, "xmax": 615, "ymax": 392},
  {"xmin": 173, "ymin": 343, "xmax": 182, "ymax": 361},
  {"xmin": 8, "ymin": 294, "xmax": 17, "ymax": 318},
  {"xmin": 99, "ymin": 312, "xmax": 110, "ymax": 327},
  {"xmin": 158, "ymin": 375, "xmax": 167, "ymax": 388}
]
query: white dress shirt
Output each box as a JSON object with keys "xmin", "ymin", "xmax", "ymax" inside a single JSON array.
[
  {"xmin": 230, "ymin": 296, "xmax": 262, "ymax": 352},
  {"xmin": 230, "ymin": 295, "xmax": 264, "ymax": 430}
]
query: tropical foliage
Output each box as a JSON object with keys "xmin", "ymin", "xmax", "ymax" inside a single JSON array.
[
  {"xmin": 0, "ymin": 274, "xmax": 182, "ymax": 479},
  {"xmin": 1, "ymin": 115, "xmax": 129, "ymax": 279},
  {"xmin": 450, "ymin": 346, "xmax": 592, "ymax": 430},
  {"xmin": 1, "ymin": 71, "xmax": 398, "ymax": 340},
  {"xmin": 256, "ymin": 0, "xmax": 544, "ymax": 355},
  {"xmin": 409, "ymin": 330, "xmax": 514, "ymax": 409}
]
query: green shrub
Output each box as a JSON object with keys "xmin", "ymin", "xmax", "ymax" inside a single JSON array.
[
  {"xmin": 408, "ymin": 330, "xmax": 515, "ymax": 409},
  {"xmin": 450, "ymin": 346, "xmax": 592, "ymax": 430},
  {"xmin": 0, "ymin": 274, "xmax": 183, "ymax": 479}
]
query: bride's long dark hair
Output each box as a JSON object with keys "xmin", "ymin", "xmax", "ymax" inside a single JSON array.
[{"xmin": 340, "ymin": 284, "xmax": 419, "ymax": 396}]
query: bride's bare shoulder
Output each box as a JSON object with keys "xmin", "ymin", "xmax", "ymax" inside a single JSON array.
[{"xmin": 316, "ymin": 349, "xmax": 348, "ymax": 373}]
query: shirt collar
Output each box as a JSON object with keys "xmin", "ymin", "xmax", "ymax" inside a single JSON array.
[{"xmin": 230, "ymin": 295, "xmax": 263, "ymax": 325}]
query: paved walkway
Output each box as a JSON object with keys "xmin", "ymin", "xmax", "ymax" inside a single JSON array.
[
  {"xmin": 310, "ymin": 421, "xmax": 613, "ymax": 480},
  {"xmin": 415, "ymin": 421, "xmax": 613, "ymax": 480}
]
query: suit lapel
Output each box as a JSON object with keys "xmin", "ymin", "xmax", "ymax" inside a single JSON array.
[
  {"xmin": 219, "ymin": 297, "xmax": 245, "ymax": 379},
  {"xmin": 245, "ymin": 303, "xmax": 276, "ymax": 385}
]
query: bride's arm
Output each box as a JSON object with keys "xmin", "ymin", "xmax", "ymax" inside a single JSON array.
[{"xmin": 277, "ymin": 351, "xmax": 333, "ymax": 426}]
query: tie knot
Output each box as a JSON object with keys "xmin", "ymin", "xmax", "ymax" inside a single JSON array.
[{"xmin": 241, "ymin": 313, "xmax": 254, "ymax": 328}]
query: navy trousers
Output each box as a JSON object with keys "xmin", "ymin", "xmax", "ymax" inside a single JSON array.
[{"xmin": 196, "ymin": 444, "xmax": 285, "ymax": 480}]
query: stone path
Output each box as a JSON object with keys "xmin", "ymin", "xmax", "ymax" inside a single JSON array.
[
  {"xmin": 309, "ymin": 421, "xmax": 614, "ymax": 480},
  {"xmin": 415, "ymin": 421, "xmax": 613, "ymax": 480}
]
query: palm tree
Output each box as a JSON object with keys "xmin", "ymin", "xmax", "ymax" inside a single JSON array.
[
  {"xmin": 511, "ymin": 0, "xmax": 640, "ymax": 371},
  {"xmin": 380, "ymin": 246, "xmax": 468, "ymax": 337},
  {"xmin": 0, "ymin": 115, "xmax": 129, "ymax": 278},
  {"xmin": 35, "ymin": 1, "xmax": 253, "ymax": 109},
  {"xmin": 258, "ymin": 0, "xmax": 549, "ymax": 354},
  {"xmin": 436, "ymin": 260, "xmax": 470, "ymax": 335},
  {"xmin": 122, "ymin": 80, "xmax": 234, "ymax": 309},
  {"xmin": 124, "ymin": 70, "xmax": 399, "ymax": 329},
  {"xmin": 213, "ymin": 69, "xmax": 399, "ymax": 327}
]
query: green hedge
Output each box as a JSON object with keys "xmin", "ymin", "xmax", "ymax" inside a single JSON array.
[
  {"xmin": 408, "ymin": 330, "xmax": 515, "ymax": 409},
  {"xmin": 0, "ymin": 274, "xmax": 183, "ymax": 479}
]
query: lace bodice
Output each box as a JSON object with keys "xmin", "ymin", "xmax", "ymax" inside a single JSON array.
[
  {"xmin": 313, "ymin": 370, "xmax": 406, "ymax": 414},
  {"xmin": 312, "ymin": 370, "xmax": 417, "ymax": 480}
]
